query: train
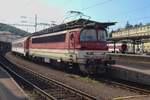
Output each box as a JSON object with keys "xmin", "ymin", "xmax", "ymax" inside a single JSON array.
[
  {"xmin": 107, "ymin": 42, "xmax": 146, "ymax": 54},
  {"xmin": 12, "ymin": 19, "xmax": 116, "ymax": 74},
  {"xmin": 107, "ymin": 42, "xmax": 127, "ymax": 53}
]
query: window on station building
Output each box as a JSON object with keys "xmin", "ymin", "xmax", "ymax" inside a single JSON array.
[
  {"xmin": 142, "ymin": 27, "xmax": 145, "ymax": 31},
  {"xmin": 148, "ymin": 27, "xmax": 150, "ymax": 31}
]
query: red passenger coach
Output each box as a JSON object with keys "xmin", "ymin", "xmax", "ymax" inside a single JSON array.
[
  {"xmin": 12, "ymin": 36, "xmax": 30, "ymax": 56},
  {"xmin": 28, "ymin": 19, "xmax": 116, "ymax": 74},
  {"xmin": 107, "ymin": 42, "xmax": 127, "ymax": 53}
]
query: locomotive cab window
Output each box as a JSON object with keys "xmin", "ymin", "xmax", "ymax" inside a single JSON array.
[
  {"xmin": 80, "ymin": 29, "xmax": 97, "ymax": 41},
  {"xmin": 98, "ymin": 30, "xmax": 107, "ymax": 41}
]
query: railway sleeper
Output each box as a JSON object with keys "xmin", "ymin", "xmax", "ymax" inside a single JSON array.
[
  {"xmin": 50, "ymin": 92, "xmax": 77, "ymax": 100},
  {"xmin": 64, "ymin": 97, "xmax": 83, "ymax": 100},
  {"xmin": 48, "ymin": 88, "xmax": 71, "ymax": 94},
  {"xmin": 48, "ymin": 88, "xmax": 64, "ymax": 93},
  {"xmin": 34, "ymin": 90, "xmax": 52, "ymax": 100}
]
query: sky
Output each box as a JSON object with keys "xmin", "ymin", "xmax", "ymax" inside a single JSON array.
[{"xmin": 0, "ymin": 0, "xmax": 149, "ymax": 32}]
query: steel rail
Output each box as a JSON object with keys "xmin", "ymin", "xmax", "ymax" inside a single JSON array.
[
  {"xmin": 0, "ymin": 56, "xmax": 98, "ymax": 100},
  {"xmin": 97, "ymin": 77, "xmax": 150, "ymax": 95},
  {"xmin": 0, "ymin": 57, "xmax": 57, "ymax": 100}
]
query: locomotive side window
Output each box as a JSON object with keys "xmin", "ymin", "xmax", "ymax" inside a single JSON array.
[
  {"xmin": 80, "ymin": 29, "xmax": 97, "ymax": 41},
  {"xmin": 98, "ymin": 30, "xmax": 106, "ymax": 41},
  {"xmin": 32, "ymin": 34, "xmax": 66, "ymax": 43}
]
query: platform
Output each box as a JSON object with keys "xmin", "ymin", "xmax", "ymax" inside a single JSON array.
[
  {"xmin": 113, "ymin": 64, "xmax": 150, "ymax": 75},
  {"xmin": 108, "ymin": 53, "xmax": 150, "ymax": 62},
  {"xmin": 105, "ymin": 52, "xmax": 150, "ymax": 85},
  {"xmin": 110, "ymin": 64, "xmax": 150, "ymax": 85},
  {"xmin": 0, "ymin": 66, "xmax": 28, "ymax": 100}
]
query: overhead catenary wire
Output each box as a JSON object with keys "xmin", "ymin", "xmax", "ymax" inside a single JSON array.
[
  {"xmin": 114, "ymin": 3, "xmax": 150, "ymax": 16},
  {"xmin": 106, "ymin": 3, "xmax": 150, "ymax": 27},
  {"xmin": 83, "ymin": 0, "xmax": 113, "ymax": 11},
  {"xmin": 62, "ymin": 11, "xmax": 91, "ymax": 23},
  {"xmin": 81, "ymin": 0, "xmax": 150, "ymax": 25}
]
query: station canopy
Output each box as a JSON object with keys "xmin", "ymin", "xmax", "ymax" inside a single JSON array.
[{"xmin": 107, "ymin": 35, "xmax": 150, "ymax": 43}]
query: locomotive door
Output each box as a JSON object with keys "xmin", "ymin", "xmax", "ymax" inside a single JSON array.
[{"xmin": 69, "ymin": 32, "xmax": 75, "ymax": 53}]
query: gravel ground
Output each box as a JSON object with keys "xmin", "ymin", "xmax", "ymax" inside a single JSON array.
[{"xmin": 5, "ymin": 52, "xmax": 149, "ymax": 100}]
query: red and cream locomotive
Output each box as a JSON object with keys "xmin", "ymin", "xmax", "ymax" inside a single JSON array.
[{"xmin": 12, "ymin": 19, "xmax": 115, "ymax": 74}]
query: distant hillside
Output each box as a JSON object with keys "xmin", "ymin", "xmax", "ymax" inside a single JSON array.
[{"xmin": 0, "ymin": 23, "xmax": 30, "ymax": 36}]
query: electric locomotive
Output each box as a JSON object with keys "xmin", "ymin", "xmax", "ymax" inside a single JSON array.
[{"xmin": 12, "ymin": 19, "xmax": 116, "ymax": 74}]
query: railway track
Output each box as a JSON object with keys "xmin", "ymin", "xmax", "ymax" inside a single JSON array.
[
  {"xmin": 89, "ymin": 74, "xmax": 150, "ymax": 99},
  {"xmin": 96, "ymin": 76, "xmax": 150, "ymax": 94},
  {"xmin": 2, "ymin": 54, "xmax": 150, "ymax": 100},
  {"xmin": 0, "ymin": 55, "xmax": 97, "ymax": 100}
]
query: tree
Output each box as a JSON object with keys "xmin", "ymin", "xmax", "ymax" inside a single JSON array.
[
  {"xmin": 139, "ymin": 22, "xmax": 143, "ymax": 26},
  {"xmin": 125, "ymin": 21, "xmax": 133, "ymax": 28},
  {"xmin": 109, "ymin": 30, "xmax": 114, "ymax": 38}
]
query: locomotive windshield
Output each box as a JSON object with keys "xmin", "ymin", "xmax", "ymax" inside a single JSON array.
[
  {"xmin": 80, "ymin": 29, "xmax": 106, "ymax": 41},
  {"xmin": 80, "ymin": 29, "xmax": 97, "ymax": 41},
  {"xmin": 98, "ymin": 30, "xmax": 106, "ymax": 41}
]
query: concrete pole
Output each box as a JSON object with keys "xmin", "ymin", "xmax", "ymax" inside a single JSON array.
[
  {"xmin": 35, "ymin": 14, "xmax": 37, "ymax": 32},
  {"xmin": 114, "ymin": 41, "xmax": 116, "ymax": 53}
]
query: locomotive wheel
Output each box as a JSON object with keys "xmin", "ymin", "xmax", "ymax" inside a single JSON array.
[
  {"xmin": 66, "ymin": 63, "xmax": 80, "ymax": 74},
  {"xmin": 78, "ymin": 64, "xmax": 89, "ymax": 76},
  {"xmin": 78, "ymin": 64, "xmax": 99, "ymax": 75}
]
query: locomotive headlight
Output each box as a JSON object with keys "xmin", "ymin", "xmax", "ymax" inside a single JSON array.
[
  {"xmin": 104, "ymin": 53, "xmax": 110, "ymax": 58},
  {"xmin": 102, "ymin": 52, "xmax": 106, "ymax": 55},
  {"xmin": 103, "ymin": 52, "xmax": 108, "ymax": 56},
  {"xmin": 86, "ymin": 52, "xmax": 94, "ymax": 55},
  {"xmin": 97, "ymin": 52, "xmax": 106, "ymax": 58}
]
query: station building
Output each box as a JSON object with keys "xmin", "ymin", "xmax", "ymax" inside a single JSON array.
[
  {"xmin": 110, "ymin": 24, "xmax": 150, "ymax": 53},
  {"xmin": 0, "ymin": 31, "xmax": 20, "ymax": 54},
  {"xmin": 0, "ymin": 31, "xmax": 19, "ymax": 42}
]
